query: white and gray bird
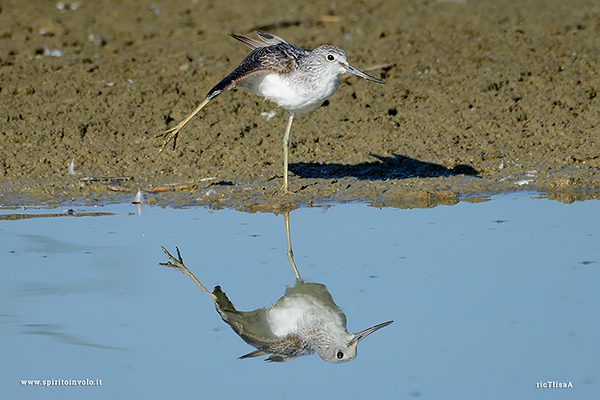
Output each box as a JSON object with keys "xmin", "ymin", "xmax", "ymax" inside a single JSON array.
[
  {"xmin": 160, "ymin": 213, "xmax": 392, "ymax": 363},
  {"xmin": 159, "ymin": 31, "xmax": 385, "ymax": 193}
]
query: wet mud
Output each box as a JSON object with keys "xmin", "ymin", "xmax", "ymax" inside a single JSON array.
[{"xmin": 1, "ymin": 0, "xmax": 599, "ymax": 211}]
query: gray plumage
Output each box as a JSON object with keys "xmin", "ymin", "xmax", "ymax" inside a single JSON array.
[
  {"xmin": 160, "ymin": 240, "xmax": 392, "ymax": 363},
  {"xmin": 158, "ymin": 32, "xmax": 385, "ymax": 192}
]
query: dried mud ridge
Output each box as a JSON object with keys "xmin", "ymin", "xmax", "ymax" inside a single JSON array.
[{"xmin": 1, "ymin": 0, "xmax": 599, "ymax": 211}]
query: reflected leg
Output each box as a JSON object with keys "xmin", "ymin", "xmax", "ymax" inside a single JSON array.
[{"xmin": 284, "ymin": 212, "xmax": 302, "ymax": 281}]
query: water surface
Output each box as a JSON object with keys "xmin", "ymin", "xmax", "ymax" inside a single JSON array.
[{"xmin": 1, "ymin": 194, "xmax": 598, "ymax": 399}]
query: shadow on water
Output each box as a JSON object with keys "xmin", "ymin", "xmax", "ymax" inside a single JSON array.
[
  {"xmin": 290, "ymin": 153, "xmax": 478, "ymax": 180},
  {"xmin": 160, "ymin": 212, "xmax": 392, "ymax": 363}
]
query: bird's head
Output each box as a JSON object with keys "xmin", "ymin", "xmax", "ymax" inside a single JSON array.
[
  {"xmin": 311, "ymin": 45, "xmax": 386, "ymax": 84},
  {"xmin": 317, "ymin": 320, "xmax": 393, "ymax": 363}
]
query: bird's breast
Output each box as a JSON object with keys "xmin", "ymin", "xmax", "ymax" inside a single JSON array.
[
  {"xmin": 266, "ymin": 294, "xmax": 346, "ymax": 338},
  {"xmin": 243, "ymin": 73, "xmax": 339, "ymax": 115}
]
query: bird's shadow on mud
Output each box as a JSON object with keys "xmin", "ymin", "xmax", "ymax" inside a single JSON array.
[{"xmin": 290, "ymin": 153, "xmax": 478, "ymax": 180}]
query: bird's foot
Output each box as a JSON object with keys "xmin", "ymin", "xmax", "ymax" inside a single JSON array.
[
  {"xmin": 160, "ymin": 246, "xmax": 218, "ymax": 300},
  {"xmin": 278, "ymin": 184, "xmax": 291, "ymax": 195},
  {"xmin": 159, "ymin": 246, "xmax": 188, "ymax": 272},
  {"xmin": 156, "ymin": 126, "xmax": 180, "ymax": 153}
]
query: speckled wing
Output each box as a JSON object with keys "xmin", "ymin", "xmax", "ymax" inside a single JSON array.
[
  {"xmin": 229, "ymin": 31, "xmax": 288, "ymax": 50},
  {"xmin": 212, "ymin": 286, "xmax": 309, "ymax": 362},
  {"xmin": 205, "ymin": 39, "xmax": 310, "ymax": 99},
  {"xmin": 239, "ymin": 335, "xmax": 307, "ymax": 363}
]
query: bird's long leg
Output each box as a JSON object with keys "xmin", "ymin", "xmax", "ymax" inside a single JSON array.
[
  {"xmin": 157, "ymin": 96, "xmax": 212, "ymax": 153},
  {"xmin": 279, "ymin": 114, "xmax": 295, "ymax": 194},
  {"xmin": 159, "ymin": 246, "xmax": 218, "ymax": 301},
  {"xmin": 284, "ymin": 212, "xmax": 302, "ymax": 281}
]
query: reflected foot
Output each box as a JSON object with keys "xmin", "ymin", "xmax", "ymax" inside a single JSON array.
[
  {"xmin": 159, "ymin": 246, "xmax": 188, "ymax": 272},
  {"xmin": 159, "ymin": 246, "xmax": 217, "ymax": 300}
]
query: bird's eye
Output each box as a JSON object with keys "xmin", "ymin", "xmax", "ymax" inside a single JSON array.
[
  {"xmin": 336, "ymin": 351, "xmax": 344, "ymax": 359},
  {"xmin": 327, "ymin": 54, "xmax": 335, "ymax": 61}
]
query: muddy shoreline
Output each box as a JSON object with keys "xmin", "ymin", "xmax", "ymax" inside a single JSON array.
[{"xmin": 1, "ymin": 0, "xmax": 599, "ymax": 212}]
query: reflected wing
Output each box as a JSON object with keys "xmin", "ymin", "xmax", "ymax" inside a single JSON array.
[
  {"xmin": 239, "ymin": 349, "xmax": 268, "ymax": 359},
  {"xmin": 239, "ymin": 349, "xmax": 297, "ymax": 362}
]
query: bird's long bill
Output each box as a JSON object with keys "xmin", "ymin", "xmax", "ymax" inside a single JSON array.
[
  {"xmin": 346, "ymin": 64, "xmax": 386, "ymax": 84},
  {"xmin": 350, "ymin": 320, "xmax": 394, "ymax": 345}
]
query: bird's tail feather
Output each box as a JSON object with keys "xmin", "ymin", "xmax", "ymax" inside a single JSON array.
[{"xmin": 213, "ymin": 285, "xmax": 238, "ymax": 313}]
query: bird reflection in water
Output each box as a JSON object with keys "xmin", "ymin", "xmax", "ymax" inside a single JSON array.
[{"xmin": 160, "ymin": 212, "xmax": 392, "ymax": 363}]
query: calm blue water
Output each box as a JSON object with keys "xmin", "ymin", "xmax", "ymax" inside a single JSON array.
[{"xmin": 1, "ymin": 194, "xmax": 598, "ymax": 399}]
